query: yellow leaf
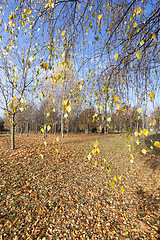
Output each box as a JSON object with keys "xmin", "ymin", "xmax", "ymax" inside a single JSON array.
[
  {"xmin": 95, "ymin": 147, "xmax": 100, "ymax": 154},
  {"xmin": 39, "ymin": 92, "xmax": 44, "ymax": 99},
  {"xmin": 154, "ymin": 141, "xmax": 160, "ymax": 148},
  {"xmin": 133, "ymin": 22, "xmax": 137, "ymax": 28},
  {"xmin": 141, "ymin": 149, "xmax": 147, "ymax": 154},
  {"xmin": 107, "ymin": 117, "xmax": 111, "ymax": 122},
  {"xmin": 150, "ymin": 119, "xmax": 156, "ymax": 126},
  {"xmin": 47, "ymin": 125, "xmax": 51, "ymax": 132},
  {"xmin": 116, "ymin": 103, "xmax": 120, "ymax": 110},
  {"xmin": 114, "ymin": 96, "xmax": 118, "ymax": 102},
  {"xmin": 79, "ymin": 85, "xmax": 83, "ymax": 90},
  {"xmin": 97, "ymin": 14, "xmax": 103, "ymax": 20},
  {"xmin": 49, "ymin": 94, "xmax": 53, "ymax": 100},
  {"xmin": 88, "ymin": 154, "xmax": 92, "ymax": 161},
  {"xmin": 113, "ymin": 176, "xmax": 117, "ymax": 182},
  {"xmin": 56, "ymin": 149, "xmax": 59, "ymax": 153},
  {"xmin": 89, "ymin": 5, "xmax": 92, "ymax": 11},
  {"xmin": 62, "ymin": 30, "xmax": 65, "ymax": 37},
  {"xmin": 152, "ymin": 33, "xmax": 156, "ymax": 39},
  {"xmin": 56, "ymin": 136, "xmax": 59, "ymax": 141},
  {"xmin": 114, "ymin": 53, "xmax": 118, "ymax": 60},
  {"xmin": 12, "ymin": 97, "xmax": 16, "ymax": 101},
  {"xmin": 136, "ymin": 139, "xmax": 140, "ymax": 145},
  {"xmin": 137, "ymin": 108, "xmax": 142, "ymax": 113},
  {"xmin": 66, "ymin": 105, "xmax": 71, "ymax": 112},
  {"xmin": 27, "ymin": 9, "xmax": 32, "ymax": 14},
  {"xmin": 121, "ymin": 187, "xmax": 125, "ymax": 192},
  {"xmin": 94, "ymin": 140, "xmax": 99, "ymax": 148},
  {"xmin": 95, "ymin": 161, "xmax": 97, "ymax": 166},
  {"xmin": 62, "ymin": 53, "xmax": 65, "ymax": 58},
  {"xmin": 134, "ymin": 130, "xmax": 139, "ymax": 137},
  {"xmin": 92, "ymin": 12, "xmax": 96, "ymax": 18},
  {"xmin": 40, "ymin": 62, "xmax": 48, "ymax": 70},
  {"xmin": 134, "ymin": 6, "xmax": 141, "ymax": 16},
  {"xmin": 149, "ymin": 92, "xmax": 154, "ymax": 98},
  {"xmin": 41, "ymin": 128, "xmax": 44, "ymax": 133},
  {"xmin": 143, "ymin": 129, "xmax": 148, "ymax": 136},
  {"xmin": 44, "ymin": 141, "xmax": 47, "ymax": 146}
]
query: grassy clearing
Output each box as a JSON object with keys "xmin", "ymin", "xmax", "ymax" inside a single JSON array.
[{"xmin": 0, "ymin": 133, "xmax": 159, "ymax": 239}]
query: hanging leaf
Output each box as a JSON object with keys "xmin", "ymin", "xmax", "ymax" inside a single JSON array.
[
  {"xmin": 27, "ymin": 9, "xmax": 32, "ymax": 14},
  {"xmin": 114, "ymin": 96, "xmax": 118, "ymax": 102},
  {"xmin": 152, "ymin": 33, "xmax": 156, "ymax": 39},
  {"xmin": 92, "ymin": 12, "xmax": 96, "ymax": 18},
  {"xmin": 149, "ymin": 92, "xmax": 154, "ymax": 98},
  {"xmin": 49, "ymin": 94, "xmax": 53, "ymax": 100},
  {"xmin": 134, "ymin": 6, "xmax": 141, "ymax": 16},
  {"xmin": 116, "ymin": 103, "xmax": 120, "ymax": 110},
  {"xmin": 137, "ymin": 108, "xmax": 142, "ymax": 113},
  {"xmin": 89, "ymin": 5, "xmax": 92, "ymax": 11},
  {"xmin": 133, "ymin": 22, "xmax": 137, "ymax": 28},
  {"xmin": 39, "ymin": 92, "xmax": 44, "ymax": 99},
  {"xmin": 143, "ymin": 129, "xmax": 148, "ymax": 136},
  {"xmin": 154, "ymin": 141, "xmax": 160, "ymax": 148},
  {"xmin": 62, "ymin": 30, "xmax": 65, "ymax": 37},
  {"xmin": 66, "ymin": 105, "xmax": 71, "ymax": 112},
  {"xmin": 136, "ymin": 50, "xmax": 142, "ymax": 60},
  {"xmin": 40, "ymin": 62, "xmax": 48, "ymax": 70},
  {"xmin": 88, "ymin": 154, "xmax": 92, "ymax": 161},
  {"xmin": 150, "ymin": 119, "xmax": 156, "ymax": 126},
  {"xmin": 47, "ymin": 125, "xmax": 51, "ymax": 132},
  {"xmin": 97, "ymin": 14, "xmax": 103, "ymax": 20},
  {"xmin": 141, "ymin": 149, "xmax": 147, "ymax": 154},
  {"xmin": 114, "ymin": 53, "xmax": 118, "ymax": 60}
]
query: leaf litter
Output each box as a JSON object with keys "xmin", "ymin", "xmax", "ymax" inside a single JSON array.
[{"xmin": 0, "ymin": 133, "xmax": 159, "ymax": 239}]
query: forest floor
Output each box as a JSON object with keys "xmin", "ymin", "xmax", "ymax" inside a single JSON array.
[{"xmin": 0, "ymin": 133, "xmax": 160, "ymax": 240}]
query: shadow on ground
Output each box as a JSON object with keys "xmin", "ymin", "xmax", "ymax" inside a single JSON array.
[
  {"xmin": 136, "ymin": 185, "xmax": 160, "ymax": 238},
  {"xmin": 143, "ymin": 133, "xmax": 160, "ymax": 170}
]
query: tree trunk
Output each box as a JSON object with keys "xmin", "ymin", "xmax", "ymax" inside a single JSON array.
[
  {"xmin": 26, "ymin": 122, "xmax": 29, "ymax": 137},
  {"xmin": 11, "ymin": 114, "xmax": 15, "ymax": 150},
  {"xmin": 61, "ymin": 112, "xmax": 64, "ymax": 138},
  {"xmin": 67, "ymin": 119, "xmax": 69, "ymax": 136},
  {"xmin": 54, "ymin": 122, "xmax": 57, "ymax": 135}
]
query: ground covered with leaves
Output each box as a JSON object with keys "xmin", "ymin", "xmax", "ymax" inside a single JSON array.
[{"xmin": 0, "ymin": 133, "xmax": 160, "ymax": 239}]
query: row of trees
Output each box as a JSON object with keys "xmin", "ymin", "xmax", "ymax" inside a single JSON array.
[{"xmin": 3, "ymin": 99, "xmax": 160, "ymax": 137}]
